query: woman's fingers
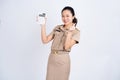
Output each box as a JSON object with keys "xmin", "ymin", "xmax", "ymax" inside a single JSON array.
[
  {"xmin": 44, "ymin": 17, "xmax": 47, "ymax": 24},
  {"xmin": 36, "ymin": 15, "xmax": 47, "ymax": 25},
  {"xmin": 36, "ymin": 16, "xmax": 38, "ymax": 22}
]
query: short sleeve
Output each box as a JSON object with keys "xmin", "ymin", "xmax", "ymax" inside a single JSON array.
[
  {"xmin": 48, "ymin": 25, "xmax": 60, "ymax": 38},
  {"xmin": 72, "ymin": 30, "xmax": 80, "ymax": 44},
  {"xmin": 48, "ymin": 29, "xmax": 55, "ymax": 39},
  {"xmin": 49, "ymin": 29, "xmax": 54, "ymax": 36}
]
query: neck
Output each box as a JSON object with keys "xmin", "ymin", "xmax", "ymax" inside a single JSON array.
[{"xmin": 64, "ymin": 23, "xmax": 74, "ymax": 29}]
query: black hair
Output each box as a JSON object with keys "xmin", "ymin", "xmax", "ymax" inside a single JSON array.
[{"xmin": 61, "ymin": 6, "xmax": 77, "ymax": 26}]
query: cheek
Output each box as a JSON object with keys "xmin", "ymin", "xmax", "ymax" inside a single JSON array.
[
  {"xmin": 67, "ymin": 17, "xmax": 73, "ymax": 22},
  {"xmin": 62, "ymin": 17, "xmax": 72, "ymax": 21},
  {"xmin": 62, "ymin": 17, "xmax": 64, "ymax": 20},
  {"xmin": 69, "ymin": 17, "xmax": 73, "ymax": 21}
]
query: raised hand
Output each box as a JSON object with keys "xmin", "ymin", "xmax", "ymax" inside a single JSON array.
[{"xmin": 36, "ymin": 14, "xmax": 46, "ymax": 25}]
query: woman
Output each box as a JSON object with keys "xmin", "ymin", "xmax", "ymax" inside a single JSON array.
[{"xmin": 39, "ymin": 6, "xmax": 80, "ymax": 80}]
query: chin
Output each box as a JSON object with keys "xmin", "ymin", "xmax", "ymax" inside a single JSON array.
[{"xmin": 64, "ymin": 23, "xmax": 69, "ymax": 26}]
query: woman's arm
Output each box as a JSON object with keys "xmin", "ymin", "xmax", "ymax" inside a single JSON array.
[
  {"xmin": 41, "ymin": 24, "xmax": 53, "ymax": 44},
  {"xmin": 64, "ymin": 31, "xmax": 76, "ymax": 50},
  {"xmin": 36, "ymin": 16, "xmax": 53, "ymax": 44}
]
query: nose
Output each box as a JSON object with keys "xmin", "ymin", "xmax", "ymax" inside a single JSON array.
[{"xmin": 63, "ymin": 17, "xmax": 68, "ymax": 21}]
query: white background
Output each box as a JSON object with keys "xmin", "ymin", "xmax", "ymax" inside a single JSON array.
[{"xmin": 0, "ymin": 0, "xmax": 120, "ymax": 80}]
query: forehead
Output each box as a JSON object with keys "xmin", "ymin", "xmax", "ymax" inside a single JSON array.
[{"xmin": 62, "ymin": 10, "xmax": 72, "ymax": 15}]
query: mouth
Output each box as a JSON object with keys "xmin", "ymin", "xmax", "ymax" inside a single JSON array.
[{"xmin": 63, "ymin": 20, "xmax": 69, "ymax": 24}]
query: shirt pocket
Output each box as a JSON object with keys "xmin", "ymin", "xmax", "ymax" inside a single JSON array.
[{"xmin": 54, "ymin": 29, "xmax": 61, "ymax": 37}]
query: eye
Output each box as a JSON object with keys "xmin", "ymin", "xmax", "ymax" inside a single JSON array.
[
  {"xmin": 62, "ymin": 15, "xmax": 65, "ymax": 17},
  {"xmin": 66, "ymin": 15, "xmax": 69, "ymax": 17}
]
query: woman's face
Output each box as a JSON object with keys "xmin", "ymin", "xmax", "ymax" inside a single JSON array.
[{"xmin": 62, "ymin": 10, "xmax": 74, "ymax": 26}]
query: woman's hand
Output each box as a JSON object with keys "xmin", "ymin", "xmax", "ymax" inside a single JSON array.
[
  {"xmin": 64, "ymin": 26, "xmax": 76, "ymax": 50},
  {"xmin": 69, "ymin": 25, "xmax": 75, "ymax": 30},
  {"xmin": 65, "ymin": 25, "xmax": 75, "ymax": 35},
  {"xmin": 36, "ymin": 16, "xmax": 47, "ymax": 26},
  {"xmin": 37, "ymin": 16, "xmax": 53, "ymax": 44}
]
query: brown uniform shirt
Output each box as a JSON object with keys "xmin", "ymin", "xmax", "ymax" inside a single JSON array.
[{"xmin": 49, "ymin": 25, "xmax": 80, "ymax": 52}]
